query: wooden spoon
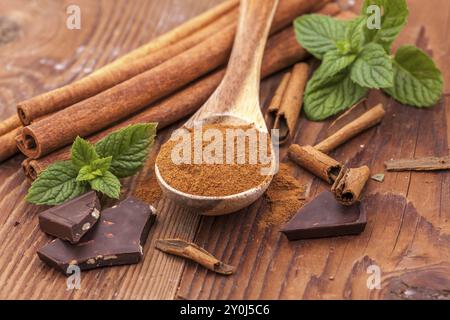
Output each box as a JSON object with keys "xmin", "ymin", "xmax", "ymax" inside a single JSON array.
[{"xmin": 155, "ymin": 0, "xmax": 279, "ymax": 215}]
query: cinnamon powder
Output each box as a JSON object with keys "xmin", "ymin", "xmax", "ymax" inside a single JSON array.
[
  {"xmin": 259, "ymin": 162, "xmax": 306, "ymax": 228},
  {"xmin": 134, "ymin": 174, "xmax": 163, "ymax": 205},
  {"xmin": 156, "ymin": 123, "xmax": 272, "ymax": 197},
  {"xmin": 133, "ymin": 147, "xmax": 163, "ymax": 205}
]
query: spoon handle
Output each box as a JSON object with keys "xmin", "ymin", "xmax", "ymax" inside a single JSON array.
[{"xmin": 202, "ymin": 0, "xmax": 279, "ymax": 125}]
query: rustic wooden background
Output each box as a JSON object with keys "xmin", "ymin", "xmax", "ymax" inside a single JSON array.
[{"xmin": 0, "ymin": 0, "xmax": 448, "ymax": 300}]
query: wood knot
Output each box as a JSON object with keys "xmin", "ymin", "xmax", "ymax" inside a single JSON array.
[{"xmin": 0, "ymin": 16, "xmax": 20, "ymax": 45}]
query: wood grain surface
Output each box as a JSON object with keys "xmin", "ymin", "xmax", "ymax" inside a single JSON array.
[{"xmin": 0, "ymin": 0, "xmax": 449, "ymax": 300}]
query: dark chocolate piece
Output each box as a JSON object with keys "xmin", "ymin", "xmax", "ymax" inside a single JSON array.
[
  {"xmin": 37, "ymin": 197, "xmax": 156, "ymax": 275},
  {"xmin": 281, "ymin": 191, "xmax": 366, "ymax": 240},
  {"xmin": 39, "ymin": 191, "xmax": 101, "ymax": 244}
]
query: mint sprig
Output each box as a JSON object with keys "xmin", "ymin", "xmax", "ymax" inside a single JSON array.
[
  {"xmin": 27, "ymin": 123, "xmax": 157, "ymax": 205},
  {"xmin": 294, "ymin": 0, "xmax": 443, "ymax": 120},
  {"xmin": 26, "ymin": 161, "xmax": 89, "ymax": 206}
]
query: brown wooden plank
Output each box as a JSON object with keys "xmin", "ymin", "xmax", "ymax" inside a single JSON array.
[
  {"xmin": 0, "ymin": 0, "xmax": 222, "ymax": 299},
  {"xmin": 177, "ymin": 0, "xmax": 450, "ymax": 300},
  {"xmin": 1, "ymin": 0, "xmax": 449, "ymax": 300}
]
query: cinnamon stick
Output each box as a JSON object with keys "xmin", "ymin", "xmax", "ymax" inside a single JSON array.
[
  {"xmin": 385, "ymin": 156, "xmax": 450, "ymax": 171},
  {"xmin": 288, "ymin": 144, "xmax": 342, "ymax": 184},
  {"xmin": 314, "ymin": 103, "xmax": 386, "ymax": 153},
  {"xmin": 0, "ymin": 114, "xmax": 21, "ymax": 136},
  {"xmin": 316, "ymin": 2, "xmax": 341, "ymax": 16},
  {"xmin": 0, "ymin": 127, "xmax": 21, "ymax": 162},
  {"xmin": 23, "ymin": 25, "xmax": 310, "ymax": 180},
  {"xmin": 268, "ymin": 72, "xmax": 291, "ymax": 123},
  {"xmin": 331, "ymin": 165, "xmax": 370, "ymax": 206},
  {"xmin": 267, "ymin": 63, "xmax": 308, "ymax": 144},
  {"xmin": 155, "ymin": 239, "xmax": 235, "ymax": 275},
  {"xmin": 16, "ymin": 0, "xmax": 240, "ymax": 125}
]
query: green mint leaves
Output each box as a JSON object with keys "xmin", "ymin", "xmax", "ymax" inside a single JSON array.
[
  {"xmin": 350, "ymin": 42, "xmax": 393, "ymax": 89},
  {"xmin": 384, "ymin": 45, "xmax": 443, "ymax": 107},
  {"xmin": 294, "ymin": 0, "xmax": 443, "ymax": 121},
  {"xmin": 25, "ymin": 161, "xmax": 89, "ymax": 206},
  {"xmin": 27, "ymin": 123, "xmax": 157, "ymax": 205},
  {"xmin": 71, "ymin": 136, "xmax": 99, "ymax": 168},
  {"xmin": 294, "ymin": 15, "xmax": 347, "ymax": 59},
  {"xmin": 362, "ymin": 0, "xmax": 409, "ymax": 52},
  {"xmin": 304, "ymin": 70, "xmax": 368, "ymax": 120},
  {"xmin": 95, "ymin": 123, "xmax": 156, "ymax": 178}
]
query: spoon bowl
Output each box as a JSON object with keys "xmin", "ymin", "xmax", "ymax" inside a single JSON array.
[{"xmin": 155, "ymin": 114, "xmax": 276, "ymax": 215}]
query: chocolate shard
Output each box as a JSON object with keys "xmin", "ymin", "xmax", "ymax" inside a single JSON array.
[
  {"xmin": 39, "ymin": 191, "xmax": 101, "ymax": 244},
  {"xmin": 37, "ymin": 196, "xmax": 157, "ymax": 275},
  {"xmin": 281, "ymin": 191, "xmax": 366, "ymax": 240}
]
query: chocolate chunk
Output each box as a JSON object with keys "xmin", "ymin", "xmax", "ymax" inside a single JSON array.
[
  {"xmin": 281, "ymin": 191, "xmax": 366, "ymax": 240},
  {"xmin": 39, "ymin": 191, "xmax": 101, "ymax": 244},
  {"xmin": 37, "ymin": 197, "xmax": 156, "ymax": 275}
]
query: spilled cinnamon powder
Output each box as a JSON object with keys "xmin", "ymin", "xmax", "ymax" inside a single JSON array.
[
  {"xmin": 134, "ymin": 174, "xmax": 163, "ymax": 205},
  {"xmin": 259, "ymin": 162, "xmax": 306, "ymax": 228},
  {"xmin": 133, "ymin": 147, "xmax": 163, "ymax": 205}
]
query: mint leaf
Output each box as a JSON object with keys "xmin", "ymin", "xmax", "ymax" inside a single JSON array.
[
  {"xmin": 384, "ymin": 45, "xmax": 443, "ymax": 107},
  {"xmin": 26, "ymin": 161, "xmax": 88, "ymax": 205},
  {"xmin": 71, "ymin": 136, "xmax": 98, "ymax": 169},
  {"xmin": 362, "ymin": 0, "xmax": 408, "ymax": 52},
  {"xmin": 350, "ymin": 43, "xmax": 393, "ymax": 88},
  {"xmin": 315, "ymin": 50, "xmax": 357, "ymax": 81},
  {"xmin": 76, "ymin": 165, "xmax": 97, "ymax": 182},
  {"xmin": 304, "ymin": 70, "xmax": 368, "ymax": 121},
  {"xmin": 346, "ymin": 17, "xmax": 366, "ymax": 51},
  {"xmin": 95, "ymin": 123, "xmax": 157, "ymax": 178},
  {"xmin": 91, "ymin": 156, "xmax": 112, "ymax": 174},
  {"xmin": 77, "ymin": 156, "xmax": 112, "ymax": 182},
  {"xmin": 90, "ymin": 171, "xmax": 121, "ymax": 199},
  {"xmin": 294, "ymin": 14, "xmax": 347, "ymax": 59}
]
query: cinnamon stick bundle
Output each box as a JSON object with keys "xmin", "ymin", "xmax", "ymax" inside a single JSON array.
[
  {"xmin": 23, "ymin": 25, "xmax": 310, "ymax": 180},
  {"xmin": 267, "ymin": 63, "xmax": 308, "ymax": 144},
  {"xmin": 288, "ymin": 145, "xmax": 342, "ymax": 184},
  {"xmin": 314, "ymin": 104, "xmax": 386, "ymax": 153},
  {"xmin": 331, "ymin": 165, "xmax": 370, "ymax": 206},
  {"xmin": 16, "ymin": 0, "xmax": 240, "ymax": 125},
  {"xmin": 17, "ymin": 0, "xmax": 330, "ymax": 160}
]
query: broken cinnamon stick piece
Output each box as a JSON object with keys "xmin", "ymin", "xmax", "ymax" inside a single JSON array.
[
  {"xmin": 155, "ymin": 239, "xmax": 235, "ymax": 275},
  {"xmin": 288, "ymin": 144, "xmax": 341, "ymax": 183},
  {"xmin": 0, "ymin": 114, "xmax": 21, "ymax": 136},
  {"xmin": 385, "ymin": 156, "xmax": 450, "ymax": 171},
  {"xmin": 331, "ymin": 165, "xmax": 370, "ymax": 206},
  {"xmin": 268, "ymin": 63, "xmax": 308, "ymax": 144},
  {"xmin": 267, "ymin": 72, "xmax": 291, "ymax": 128},
  {"xmin": 314, "ymin": 103, "xmax": 385, "ymax": 154}
]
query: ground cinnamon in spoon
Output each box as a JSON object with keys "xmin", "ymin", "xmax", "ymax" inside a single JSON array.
[{"xmin": 156, "ymin": 123, "xmax": 273, "ymax": 197}]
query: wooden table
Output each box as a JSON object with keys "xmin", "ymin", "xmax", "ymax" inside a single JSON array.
[{"xmin": 0, "ymin": 0, "xmax": 449, "ymax": 300}]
